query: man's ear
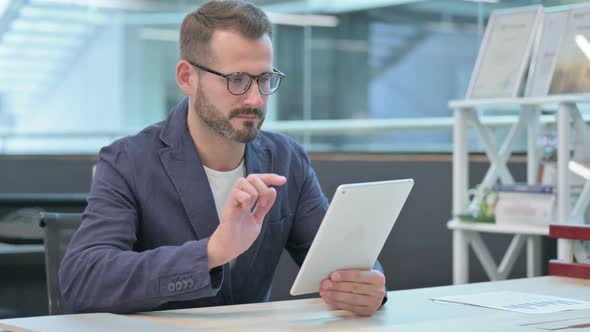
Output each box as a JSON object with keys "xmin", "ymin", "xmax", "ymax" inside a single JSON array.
[{"xmin": 176, "ymin": 60, "xmax": 197, "ymax": 96}]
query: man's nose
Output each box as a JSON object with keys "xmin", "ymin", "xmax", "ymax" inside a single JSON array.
[{"xmin": 242, "ymin": 81, "xmax": 264, "ymax": 108}]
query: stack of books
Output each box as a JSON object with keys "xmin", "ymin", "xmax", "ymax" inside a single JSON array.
[{"xmin": 493, "ymin": 183, "xmax": 555, "ymax": 226}]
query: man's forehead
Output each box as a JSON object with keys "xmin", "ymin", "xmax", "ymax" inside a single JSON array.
[{"xmin": 208, "ymin": 29, "xmax": 273, "ymax": 66}]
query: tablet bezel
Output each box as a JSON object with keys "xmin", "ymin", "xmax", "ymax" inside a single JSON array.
[{"xmin": 290, "ymin": 178, "xmax": 414, "ymax": 296}]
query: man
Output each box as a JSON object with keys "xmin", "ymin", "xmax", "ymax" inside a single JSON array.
[{"xmin": 60, "ymin": 0, "xmax": 386, "ymax": 316}]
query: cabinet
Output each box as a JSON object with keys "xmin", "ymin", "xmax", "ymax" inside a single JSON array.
[{"xmin": 448, "ymin": 95, "xmax": 590, "ymax": 284}]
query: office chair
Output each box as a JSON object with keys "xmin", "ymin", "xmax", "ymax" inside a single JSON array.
[{"xmin": 39, "ymin": 212, "xmax": 82, "ymax": 315}]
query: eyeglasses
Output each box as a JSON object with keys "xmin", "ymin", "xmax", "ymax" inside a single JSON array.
[{"xmin": 187, "ymin": 60, "xmax": 285, "ymax": 96}]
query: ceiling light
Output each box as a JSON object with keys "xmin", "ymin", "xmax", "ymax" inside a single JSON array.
[
  {"xmin": 266, "ymin": 12, "xmax": 339, "ymax": 27},
  {"xmin": 31, "ymin": 0, "xmax": 171, "ymax": 11},
  {"xmin": 12, "ymin": 20, "xmax": 89, "ymax": 35},
  {"xmin": 0, "ymin": 45, "xmax": 69, "ymax": 59},
  {"xmin": 21, "ymin": 6, "xmax": 107, "ymax": 24},
  {"xmin": 3, "ymin": 32, "xmax": 84, "ymax": 48}
]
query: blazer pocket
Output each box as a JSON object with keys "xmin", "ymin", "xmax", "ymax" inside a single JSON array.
[
  {"xmin": 244, "ymin": 214, "xmax": 292, "ymax": 269},
  {"xmin": 263, "ymin": 214, "xmax": 292, "ymax": 251}
]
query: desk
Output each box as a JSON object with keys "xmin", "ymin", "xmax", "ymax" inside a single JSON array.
[{"xmin": 1, "ymin": 276, "xmax": 589, "ymax": 331}]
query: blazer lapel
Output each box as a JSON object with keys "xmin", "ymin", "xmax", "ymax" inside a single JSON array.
[
  {"xmin": 158, "ymin": 99, "xmax": 219, "ymax": 240},
  {"xmin": 244, "ymin": 138, "xmax": 270, "ymax": 177},
  {"xmin": 234, "ymin": 139, "xmax": 272, "ymax": 268}
]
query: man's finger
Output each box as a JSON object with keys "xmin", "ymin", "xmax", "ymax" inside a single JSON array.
[
  {"xmin": 330, "ymin": 269, "xmax": 385, "ymax": 286},
  {"xmin": 234, "ymin": 178, "xmax": 259, "ymax": 203},
  {"xmin": 253, "ymin": 173, "xmax": 287, "ymax": 187},
  {"xmin": 247, "ymin": 174, "xmax": 272, "ymax": 201},
  {"xmin": 252, "ymin": 187, "xmax": 276, "ymax": 221},
  {"xmin": 231, "ymin": 190, "xmax": 253, "ymax": 211},
  {"xmin": 323, "ymin": 298, "xmax": 373, "ymax": 317},
  {"xmin": 320, "ymin": 289, "xmax": 372, "ymax": 308},
  {"xmin": 321, "ymin": 280, "xmax": 378, "ymax": 297}
]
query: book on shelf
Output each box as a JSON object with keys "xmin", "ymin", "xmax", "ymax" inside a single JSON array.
[
  {"xmin": 494, "ymin": 186, "xmax": 555, "ymax": 226},
  {"xmin": 492, "ymin": 183, "xmax": 554, "ymax": 194}
]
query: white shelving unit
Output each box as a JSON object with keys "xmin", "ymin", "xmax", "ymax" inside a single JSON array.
[{"xmin": 449, "ymin": 95, "xmax": 590, "ymax": 284}]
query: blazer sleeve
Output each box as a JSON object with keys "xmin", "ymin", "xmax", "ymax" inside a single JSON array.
[
  {"xmin": 283, "ymin": 140, "xmax": 329, "ymax": 266},
  {"xmin": 59, "ymin": 141, "xmax": 223, "ymax": 314}
]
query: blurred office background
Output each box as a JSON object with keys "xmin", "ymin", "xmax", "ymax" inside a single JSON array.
[
  {"xmin": 1, "ymin": 0, "xmax": 588, "ymax": 154},
  {"xmin": 1, "ymin": 0, "xmax": 589, "ymax": 318}
]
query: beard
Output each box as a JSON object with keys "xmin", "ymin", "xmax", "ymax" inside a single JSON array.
[{"xmin": 193, "ymin": 87, "xmax": 265, "ymax": 143}]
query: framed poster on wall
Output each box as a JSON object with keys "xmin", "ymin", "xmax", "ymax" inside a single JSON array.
[
  {"xmin": 549, "ymin": 5, "xmax": 590, "ymax": 95},
  {"xmin": 466, "ymin": 6, "xmax": 542, "ymax": 99},
  {"xmin": 525, "ymin": 9, "xmax": 569, "ymax": 97}
]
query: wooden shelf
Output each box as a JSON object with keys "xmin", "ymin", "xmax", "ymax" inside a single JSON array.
[
  {"xmin": 449, "ymin": 95, "xmax": 590, "ymax": 283},
  {"xmin": 549, "ymin": 224, "xmax": 590, "ymax": 241},
  {"xmin": 447, "ymin": 219, "xmax": 549, "ymax": 236},
  {"xmin": 449, "ymin": 95, "xmax": 590, "ymax": 109},
  {"xmin": 549, "ymin": 260, "xmax": 590, "ymax": 279}
]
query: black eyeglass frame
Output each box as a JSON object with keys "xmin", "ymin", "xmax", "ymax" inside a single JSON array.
[{"xmin": 186, "ymin": 60, "xmax": 285, "ymax": 96}]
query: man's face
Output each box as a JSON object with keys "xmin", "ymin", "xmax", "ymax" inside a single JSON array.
[
  {"xmin": 193, "ymin": 30, "xmax": 273, "ymax": 143},
  {"xmin": 193, "ymin": 79, "xmax": 265, "ymax": 143}
]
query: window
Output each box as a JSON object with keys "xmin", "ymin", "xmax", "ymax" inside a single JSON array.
[{"xmin": 0, "ymin": 0, "xmax": 587, "ymax": 154}]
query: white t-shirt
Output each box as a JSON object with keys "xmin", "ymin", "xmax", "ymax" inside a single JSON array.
[
  {"xmin": 203, "ymin": 160, "xmax": 246, "ymax": 219},
  {"xmin": 203, "ymin": 159, "xmax": 246, "ymax": 269}
]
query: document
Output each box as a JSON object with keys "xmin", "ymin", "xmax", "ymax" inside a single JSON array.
[
  {"xmin": 526, "ymin": 10, "xmax": 569, "ymax": 97},
  {"xmin": 468, "ymin": 7, "xmax": 541, "ymax": 99},
  {"xmin": 431, "ymin": 291, "xmax": 590, "ymax": 314}
]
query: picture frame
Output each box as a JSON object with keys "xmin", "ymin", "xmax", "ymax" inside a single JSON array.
[
  {"xmin": 525, "ymin": 9, "xmax": 569, "ymax": 97},
  {"xmin": 548, "ymin": 5, "xmax": 590, "ymax": 96},
  {"xmin": 466, "ymin": 6, "xmax": 543, "ymax": 99}
]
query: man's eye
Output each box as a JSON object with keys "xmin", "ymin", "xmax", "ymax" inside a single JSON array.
[{"xmin": 231, "ymin": 77, "xmax": 244, "ymax": 84}]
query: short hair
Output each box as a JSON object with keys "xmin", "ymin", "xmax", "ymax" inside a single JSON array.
[{"xmin": 180, "ymin": 1, "xmax": 272, "ymax": 63}]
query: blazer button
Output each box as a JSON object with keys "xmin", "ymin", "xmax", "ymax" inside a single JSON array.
[
  {"xmin": 168, "ymin": 283, "xmax": 175, "ymax": 292},
  {"xmin": 176, "ymin": 281, "xmax": 183, "ymax": 291}
]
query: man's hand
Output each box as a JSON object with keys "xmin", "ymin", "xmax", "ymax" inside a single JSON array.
[
  {"xmin": 207, "ymin": 173, "xmax": 286, "ymax": 269},
  {"xmin": 319, "ymin": 269, "xmax": 386, "ymax": 317}
]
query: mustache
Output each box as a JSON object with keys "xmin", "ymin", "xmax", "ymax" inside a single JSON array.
[{"xmin": 229, "ymin": 108, "xmax": 264, "ymax": 118}]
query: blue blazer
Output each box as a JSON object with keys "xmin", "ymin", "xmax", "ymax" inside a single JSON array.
[
  {"xmin": 60, "ymin": 98, "xmax": 384, "ymax": 314},
  {"xmin": 59, "ymin": 98, "xmax": 331, "ymax": 313}
]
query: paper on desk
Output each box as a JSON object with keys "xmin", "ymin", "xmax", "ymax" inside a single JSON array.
[{"xmin": 431, "ymin": 291, "xmax": 590, "ymax": 314}]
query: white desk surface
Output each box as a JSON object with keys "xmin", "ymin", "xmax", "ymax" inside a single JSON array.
[{"xmin": 2, "ymin": 276, "xmax": 589, "ymax": 332}]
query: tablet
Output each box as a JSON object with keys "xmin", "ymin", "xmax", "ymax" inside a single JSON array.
[{"xmin": 290, "ymin": 178, "xmax": 414, "ymax": 296}]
